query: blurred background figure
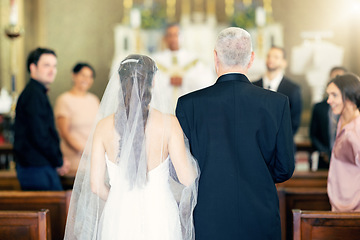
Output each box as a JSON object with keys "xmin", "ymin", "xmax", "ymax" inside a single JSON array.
[
  {"xmin": 55, "ymin": 63, "xmax": 99, "ymax": 175},
  {"xmin": 152, "ymin": 23, "xmax": 215, "ymax": 114},
  {"xmin": 309, "ymin": 66, "xmax": 347, "ymax": 170},
  {"xmin": 14, "ymin": 47, "xmax": 69, "ymax": 190},
  {"xmin": 326, "ymin": 73, "xmax": 360, "ymax": 211},
  {"xmin": 253, "ymin": 46, "xmax": 302, "ymax": 136}
]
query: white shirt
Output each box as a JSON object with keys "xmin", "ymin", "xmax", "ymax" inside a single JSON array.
[{"xmin": 263, "ymin": 72, "xmax": 284, "ymax": 92}]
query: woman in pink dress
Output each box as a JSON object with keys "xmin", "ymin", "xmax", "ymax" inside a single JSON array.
[
  {"xmin": 55, "ymin": 63, "xmax": 99, "ymax": 175},
  {"xmin": 326, "ymin": 73, "xmax": 360, "ymax": 211}
]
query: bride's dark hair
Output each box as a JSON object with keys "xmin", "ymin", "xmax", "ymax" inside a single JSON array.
[
  {"xmin": 118, "ymin": 54, "xmax": 157, "ymax": 128},
  {"xmin": 115, "ymin": 54, "xmax": 157, "ymax": 187}
]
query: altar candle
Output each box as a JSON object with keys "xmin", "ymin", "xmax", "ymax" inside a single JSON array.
[
  {"xmin": 9, "ymin": 0, "xmax": 18, "ymax": 26},
  {"xmin": 255, "ymin": 6, "xmax": 266, "ymax": 27},
  {"xmin": 130, "ymin": 8, "xmax": 141, "ymax": 28}
]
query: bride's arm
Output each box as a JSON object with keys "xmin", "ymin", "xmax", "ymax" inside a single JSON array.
[
  {"xmin": 168, "ymin": 116, "xmax": 197, "ymax": 186},
  {"xmin": 90, "ymin": 121, "xmax": 109, "ymax": 201}
]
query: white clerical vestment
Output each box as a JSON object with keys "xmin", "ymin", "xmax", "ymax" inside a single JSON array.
[{"xmin": 151, "ymin": 49, "xmax": 215, "ymax": 114}]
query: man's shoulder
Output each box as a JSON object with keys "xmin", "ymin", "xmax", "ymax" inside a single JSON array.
[
  {"xmin": 18, "ymin": 80, "xmax": 40, "ymax": 101},
  {"xmin": 252, "ymin": 78, "xmax": 263, "ymax": 87},
  {"xmin": 281, "ymin": 76, "xmax": 301, "ymax": 90},
  {"xmin": 179, "ymin": 84, "xmax": 214, "ymax": 101}
]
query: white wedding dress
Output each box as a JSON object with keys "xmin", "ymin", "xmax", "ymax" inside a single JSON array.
[{"xmin": 99, "ymin": 154, "xmax": 182, "ymax": 240}]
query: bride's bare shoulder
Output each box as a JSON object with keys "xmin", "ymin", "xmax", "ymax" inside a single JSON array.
[
  {"xmin": 94, "ymin": 114, "xmax": 115, "ymax": 134},
  {"xmin": 150, "ymin": 108, "xmax": 177, "ymax": 125}
]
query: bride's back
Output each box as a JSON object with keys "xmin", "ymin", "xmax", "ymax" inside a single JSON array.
[{"xmin": 99, "ymin": 108, "xmax": 170, "ymax": 172}]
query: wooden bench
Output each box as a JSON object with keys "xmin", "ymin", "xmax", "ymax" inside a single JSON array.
[
  {"xmin": 0, "ymin": 191, "xmax": 71, "ymax": 240},
  {"xmin": 276, "ymin": 170, "xmax": 328, "ymax": 188},
  {"xmin": 0, "ymin": 170, "xmax": 75, "ymax": 190},
  {"xmin": 277, "ymin": 187, "xmax": 331, "ymax": 240},
  {"xmin": 0, "ymin": 209, "xmax": 51, "ymax": 240},
  {"xmin": 293, "ymin": 210, "xmax": 360, "ymax": 240}
]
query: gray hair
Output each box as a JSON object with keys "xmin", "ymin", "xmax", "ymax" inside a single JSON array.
[{"xmin": 215, "ymin": 27, "xmax": 253, "ymax": 68}]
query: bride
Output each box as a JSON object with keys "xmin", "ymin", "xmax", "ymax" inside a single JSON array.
[{"xmin": 64, "ymin": 55, "xmax": 199, "ymax": 240}]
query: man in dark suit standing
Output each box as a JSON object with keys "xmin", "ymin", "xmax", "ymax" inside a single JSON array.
[
  {"xmin": 253, "ymin": 46, "xmax": 302, "ymax": 136},
  {"xmin": 176, "ymin": 27, "xmax": 295, "ymax": 240}
]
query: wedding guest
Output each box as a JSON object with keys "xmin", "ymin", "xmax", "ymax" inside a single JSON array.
[
  {"xmin": 152, "ymin": 23, "xmax": 214, "ymax": 114},
  {"xmin": 55, "ymin": 63, "xmax": 99, "ymax": 175},
  {"xmin": 310, "ymin": 66, "xmax": 347, "ymax": 169},
  {"xmin": 253, "ymin": 46, "xmax": 302, "ymax": 136},
  {"xmin": 326, "ymin": 73, "xmax": 360, "ymax": 211},
  {"xmin": 14, "ymin": 47, "xmax": 69, "ymax": 190},
  {"xmin": 176, "ymin": 27, "xmax": 294, "ymax": 240}
]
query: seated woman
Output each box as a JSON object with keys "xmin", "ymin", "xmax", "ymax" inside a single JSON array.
[{"xmin": 55, "ymin": 63, "xmax": 99, "ymax": 175}]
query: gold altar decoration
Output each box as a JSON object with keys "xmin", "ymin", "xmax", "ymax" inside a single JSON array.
[
  {"xmin": 263, "ymin": 0, "xmax": 273, "ymax": 22},
  {"xmin": 194, "ymin": 0, "xmax": 203, "ymax": 12},
  {"xmin": 122, "ymin": 0, "xmax": 133, "ymax": 24},
  {"xmin": 225, "ymin": 0, "xmax": 234, "ymax": 18},
  {"xmin": 166, "ymin": 0, "xmax": 176, "ymax": 21},
  {"xmin": 182, "ymin": 0, "xmax": 191, "ymax": 16},
  {"xmin": 243, "ymin": 0, "xmax": 252, "ymax": 7},
  {"xmin": 207, "ymin": 0, "xmax": 216, "ymax": 15}
]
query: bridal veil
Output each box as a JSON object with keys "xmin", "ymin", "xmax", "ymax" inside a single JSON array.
[{"xmin": 64, "ymin": 54, "xmax": 199, "ymax": 240}]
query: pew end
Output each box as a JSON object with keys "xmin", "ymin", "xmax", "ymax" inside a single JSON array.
[
  {"xmin": 0, "ymin": 209, "xmax": 51, "ymax": 240},
  {"xmin": 0, "ymin": 190, "xmax": 71, "ymax": 240},
  {"xmin": 293, "ymin": 209, "xmax": 360, "ymax": 240}
]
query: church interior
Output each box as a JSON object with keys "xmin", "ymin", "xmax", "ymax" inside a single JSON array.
[{"xmin": 1, "ymin": 0, "xmax": 360, "ymax": 239}]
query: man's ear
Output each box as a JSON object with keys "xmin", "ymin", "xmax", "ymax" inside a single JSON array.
[
  {"xmin": 29, "ymin": 63, "xmax": 37, "ymax": 73},
  {"xmin": 214, "ymin": 50, "xmax": 219, "ymax": 75},
  {"xmin": 247, "ymin": 51, "xmax": 255, "ymax": 69}
]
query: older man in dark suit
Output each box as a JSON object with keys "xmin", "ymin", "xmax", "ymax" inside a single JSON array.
[
  {"xmin": 176, "ymin": 27, "xmax": 295, "ymax": 240},
  {"xmin": 253, "ymin": 46, "xmax": 302, "ymax": 136}
]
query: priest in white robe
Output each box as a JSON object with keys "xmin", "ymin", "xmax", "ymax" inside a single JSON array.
[{"xmin": 152, "ymin": 23, "xmax": 215, "ymax": 114}]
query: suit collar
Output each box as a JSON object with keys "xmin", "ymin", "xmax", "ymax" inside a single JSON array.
[{"xmin": 216, "ymin": 73, "xmax": 251, "ymax": 84}]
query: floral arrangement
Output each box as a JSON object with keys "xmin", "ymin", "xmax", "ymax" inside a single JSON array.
[
  {"xmin": 139, "ymin": 3, "xmax": 167, "ymax": 29},
  {"xmin": 231, "ymin": 4, "xmax": 256, "ymax": 29}
]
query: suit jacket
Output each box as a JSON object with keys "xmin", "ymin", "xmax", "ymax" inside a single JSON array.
[
  {"xmin": 253, "ymin": 77, "xmax": 302, "ymax": 135},
  {"xmin": 176, "ymin": 73, "xmax": 295, "ymax": 240},
  {"xmin": 309, "ymin": 100, "xmax": 333, "ymax": 169}
]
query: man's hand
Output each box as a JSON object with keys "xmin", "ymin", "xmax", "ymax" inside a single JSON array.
[
  {"xmin": 170, "ymin": 76, "xmax": 182, "ymax": 86},
  {"xmin": 57, "ymin": 157, "xmax": 70, "ymax": 176}
]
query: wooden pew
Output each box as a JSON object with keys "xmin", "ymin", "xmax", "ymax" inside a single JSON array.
[
  {"xmin": 0, "ymin": 170, "xmax": 21, "ymax": 190},
  {"xmin": 277, "ymin": 187, "xmax": 331, "ymax": 240},
  {"xmin": 293, "ymin": 210, "xmax": 360, "ymax": 240},
  {"xmin": 0, "ymin": 170, "xmax": 75, "ymax": 190},
  {"xmin": 0, "ymin": 191, "xmax": 71, "ymax": 240},
  {"xmin": 0, "ymin": 209, "xmax": 51, "ymax": 240},
  {"xmin": 276, "ymin": 170, "xmax": 328, "ymax": 188}
]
